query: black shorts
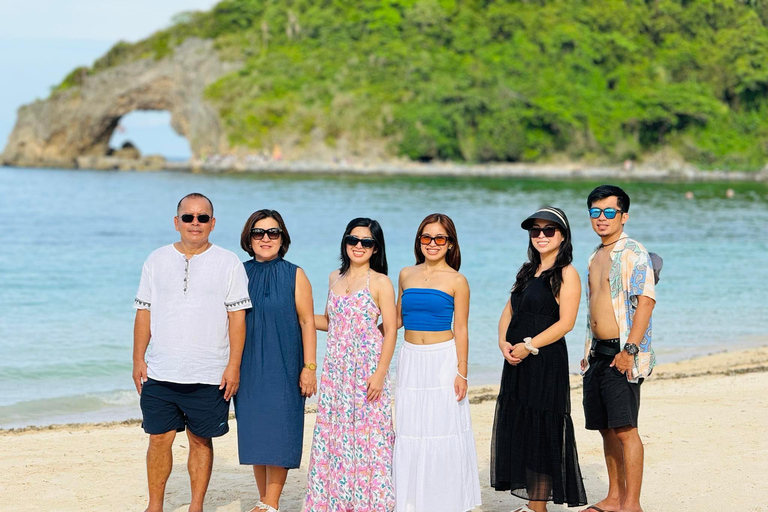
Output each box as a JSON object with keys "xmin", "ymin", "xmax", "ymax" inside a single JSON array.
[
  {"xmin": 582, "ymin": 355, "xmax": 643, "ymax": 430},
  {"xmin": 139, "ymin": 378, "xmax": 230, "ymax": 438}
]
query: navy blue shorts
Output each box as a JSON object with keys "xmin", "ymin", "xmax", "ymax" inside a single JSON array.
[
  {"xmin": 583, "ymin": 355, "xmax": 643, "ymax": 430},
  {"xmin": 139, "ymin": 378, "xmax": 230, "ymax": 438}
]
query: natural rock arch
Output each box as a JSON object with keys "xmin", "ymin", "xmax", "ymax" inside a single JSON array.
[{"xmin": 2, "ymin": 39, "xmax": 240, "ymax": 168}]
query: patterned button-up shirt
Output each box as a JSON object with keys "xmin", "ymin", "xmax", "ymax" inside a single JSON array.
[{"xmin": 583, "ymin": 232, "xmax": 656, "ymax": 383}]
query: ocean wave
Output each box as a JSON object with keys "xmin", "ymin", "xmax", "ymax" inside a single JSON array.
[
  {"xmin": 0, "ymin": 389, "xmax": 139, "ymax": 429},
  {"xmin": 0, "ymin": 360, "xmax": 131, "ymax": 381}
]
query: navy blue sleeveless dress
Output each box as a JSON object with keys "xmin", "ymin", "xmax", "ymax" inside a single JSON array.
[
  {"xmin": 234, "ymin": 257, "xmax": 305, "ymax": 468},
  {"xmin": 491, "ymin": 276, "xmax": 587, "ymax": 507}
]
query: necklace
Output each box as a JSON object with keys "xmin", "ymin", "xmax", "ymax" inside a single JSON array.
[
  {"xmin": 423, "ymin": 269, "xmax": 437, "ymax": 282},
  {"xmin": 600, "ymin": 238, "xmax": 620, "ymax": 249},
  {"xmin": 345, "ymin": 271, "xmax": 367, "ymax": 293}
]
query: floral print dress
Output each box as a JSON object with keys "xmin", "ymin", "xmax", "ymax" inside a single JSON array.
[{"xmin": 305, "ymin": 271, "xmax": 395, "ymax": 512}]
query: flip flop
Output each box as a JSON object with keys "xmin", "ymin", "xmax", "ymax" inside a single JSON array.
[
  {"xmin": 512, "ymin": 506, "xmax": 536, "ymax": 512},
  {"xmin": 582, "ymin": 506, "xmax": 612, "ymax": 512}
]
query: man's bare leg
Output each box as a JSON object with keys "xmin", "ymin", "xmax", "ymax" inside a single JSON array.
[
  {"xmin": 261, "ymin": 466, "xmax": 288, "ymax": 510},
  {"xmin": 581, "ymin": 428, "xmax": 624, "ymax": 512},
  {"xmin": 146, "ymin": 431, "xmax": 177, "ymax": 512},
  {"xmin": 186, "ymin": 430, "xmax": 214, "ymax": 512},
  {"xmin": 614, "ymin": 426, "xmax": 644, "ymax": 512}
]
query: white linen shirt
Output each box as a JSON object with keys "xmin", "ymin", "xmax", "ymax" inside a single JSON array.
[{"xmin": 134, "ymin": 244, "xmax": 251, "ymax": 385}]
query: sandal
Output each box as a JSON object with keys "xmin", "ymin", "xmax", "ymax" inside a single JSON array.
[
  {"xmin": 512, "ymin": 506, "xmax": 536, "ymax": 512},
  {"xmin": 248, "ymin": 501, "xmax": 267, "ymax": 512}
]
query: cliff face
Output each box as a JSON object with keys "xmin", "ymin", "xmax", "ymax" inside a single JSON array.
[{"xmin": 2, "ymin": 39, "xmax": 240, "ymax": 168}]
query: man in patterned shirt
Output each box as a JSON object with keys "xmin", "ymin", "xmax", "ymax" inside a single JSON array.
[
  {"xmin": 132, "ymin": 192, "xmax": 251, "ymax": 512},
  {"xmin": 580, "ymin": 185, "xmax": 656, "ymax": 512}
]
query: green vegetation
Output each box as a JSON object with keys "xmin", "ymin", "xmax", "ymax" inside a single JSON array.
[{"xmin": 55, "ymin": 0, "xmax": 768, "ymax": 169}]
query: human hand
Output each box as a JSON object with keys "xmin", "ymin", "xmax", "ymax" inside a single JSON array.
[
  {"xmin": 454, "ymin": 374, "xmax": 468, "ymax": 401},
  {"xmin": 300, "ymin": 368, "xmax": 317, "ymax": 397},
  {"xmin": 219, "ymin": 364, "xmax": 240, "ymax": 401},
  {"xmin": 610, "ymin": 351, "xmax": 634, "ymax": 375},
  {"xmin": 580, "ymin": 358, "xmax": 587, "ymax": 372},
  {"xmin": 366, "ymin": 371, "xmax": 386, "ymax": 402},
  {"xmin": 499, "ymin": 341, "xmax": 521, "ymax": 365},
  {"xmin": 510, "ymin": 343, "xmax": 531, "ymax": 361},
  {"xmin": 132, "ymin": 360, "xmax": 148, "ymax": 395}
]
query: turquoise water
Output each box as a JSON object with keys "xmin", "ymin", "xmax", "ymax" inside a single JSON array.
[{"xmin": 1, "ymin": 166, "xmax": 767, "ymax": 428}]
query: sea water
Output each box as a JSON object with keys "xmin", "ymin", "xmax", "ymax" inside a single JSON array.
[{"xmin": 1, "ymin": 166, "xmax": 766, "ymax": 428}]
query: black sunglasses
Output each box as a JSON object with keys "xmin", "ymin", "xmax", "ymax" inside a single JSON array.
[
  {"xmin": 251, "ymin": 228, "xmax": 283, "ymax": 240},
  {"xmin": 588, "ymin": 207, "xmax": 624, "ymax": 219},
  {"xmin": 344, "ymin": 235, "xmax": 376, "ymax": 249},
  {"xmin": 529, "ymin": 226, "xmax": 558, "ymax": 238},
  {"xmin": 420, "ymin": 235, "xmax": 450, "ymax": 246},
  {"xmin": 180, "ymin": 214, "xmax": 211, "ymax": 223}
]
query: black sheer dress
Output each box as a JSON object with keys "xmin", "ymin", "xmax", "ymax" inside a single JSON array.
[{"xmin": 490, "ymin": 276, "xmax": 587, "ymax": 507}]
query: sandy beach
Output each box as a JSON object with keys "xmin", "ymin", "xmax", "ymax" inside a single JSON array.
[{"xmin": 2, "ymin": 345, "xmax": 767, "ymax": 512}]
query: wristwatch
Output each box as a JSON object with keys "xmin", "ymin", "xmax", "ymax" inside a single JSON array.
[
  {"xmin": 623, "ymin": 343, "xmax": 639, "ymax": 356},
  {"xmin": 304, "ymin": 362, "xmax": 317, "ymax": 371},
  {"xmin": 523, "ymin": 337, "xmax": 539, "ymax": 356}
]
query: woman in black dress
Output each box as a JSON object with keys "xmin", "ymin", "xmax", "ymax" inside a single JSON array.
[{"xmin": 491, "ymin": 207, "xmax": 587, "ymax": 512}]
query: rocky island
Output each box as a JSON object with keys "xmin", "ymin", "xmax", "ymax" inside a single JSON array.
[{"xmin": 5, "ymin": 0, "xmax": 768, "ymax": 179}]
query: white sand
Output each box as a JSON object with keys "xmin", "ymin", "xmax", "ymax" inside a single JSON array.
[{"xmin": 2, "ymin": 346, "xmax": 767, "ymax": 512}]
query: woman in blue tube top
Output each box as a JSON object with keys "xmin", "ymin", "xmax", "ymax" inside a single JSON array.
[{"xmin": 393, "ymin": 213, "xmax": 482, "ymax": 512}]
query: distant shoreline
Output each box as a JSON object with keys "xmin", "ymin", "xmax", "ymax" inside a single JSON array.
[
  {"xmin": 4, "ymin": 159, "xmax": 768, "ymax": 182},
  {"xmin": 158, "ymin": 158, "xmax": 768, "ymax": 183},
  {"xmin": 4, "ymin": 343, "xmax": 766, "ymax": 435}
]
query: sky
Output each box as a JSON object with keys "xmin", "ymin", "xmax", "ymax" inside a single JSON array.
[{"xmin": 0, "ymin": 0, "xmax": 220, "ymax": 159}]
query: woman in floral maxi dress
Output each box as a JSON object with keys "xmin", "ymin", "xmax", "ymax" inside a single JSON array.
[{"xmin": 305, "ymin": 218, "xmax": 398, "ymax": 512}]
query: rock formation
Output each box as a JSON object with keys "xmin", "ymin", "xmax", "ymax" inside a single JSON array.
[
  {"xmin": 111, "ymin": 141, "xmax": 141, "ymax": 160},
  {"xmin": 2, "ymin": 38, "xmax": 241, "ymax": 168}
]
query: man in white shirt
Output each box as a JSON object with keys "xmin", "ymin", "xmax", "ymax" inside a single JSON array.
[{"xmin": 132, "ymin": 193, "xmax": 251, "ymax": 512}]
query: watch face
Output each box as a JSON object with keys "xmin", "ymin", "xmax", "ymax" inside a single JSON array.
[{"xmin": 625, "ymin": 344, "xmax": 639, "ymax": 355}]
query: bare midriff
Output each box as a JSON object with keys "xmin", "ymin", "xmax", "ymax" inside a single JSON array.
[
  {"xmin": 404, "ymin": 329, "xmax": 454, "ymax": 345},
  {"xmin": 588, "ymin": 249, "xmax": 621, "ymax": 340}
]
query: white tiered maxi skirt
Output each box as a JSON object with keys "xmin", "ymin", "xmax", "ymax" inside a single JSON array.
[{"xmin": 393, "ymin": 339, "xmax": 482, "ymax": 512}]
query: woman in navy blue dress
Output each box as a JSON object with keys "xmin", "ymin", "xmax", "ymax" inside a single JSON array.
[{"xmin": 235, "ymin": 209, "xmax": 317, "ymax": 512}]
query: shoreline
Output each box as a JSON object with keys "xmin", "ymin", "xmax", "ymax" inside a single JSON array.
[
  {"xmin": 4, "ymin": 159, "xmax": 768, "ymax": 182},
  {"xmin": 2, "ymin": 345, "xmax": 766, "ymax": 512},
  {"xmin": 5, "ymin": 344, "xmax": 766, "ymax": 436}
]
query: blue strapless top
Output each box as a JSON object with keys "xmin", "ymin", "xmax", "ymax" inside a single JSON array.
[{"xmin": 401, "ymin": 288, "xmax": 454, "ymax": 331}]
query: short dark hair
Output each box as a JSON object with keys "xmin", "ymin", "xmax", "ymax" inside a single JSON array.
[
  {"xmin": 414, "ymin": 213, "xmax": 461, "ymax": 271},
  {"xmin": 339, "ymin": 218, "xmax": 388, "ymax": 275},
  {"xmin": 240, "ymin": 209, "xmax": 291, "ymax": 258},
  {"xmin": 587, "ymin": 185, "xmax": 630, "ymax": 212},
  {"xmin": 177, "ymin": 192, "xmax": 214, "ymax": 215}
]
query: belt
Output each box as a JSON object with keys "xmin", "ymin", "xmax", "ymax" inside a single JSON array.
[{"xmin": 590, "ymin": 337, "xmax": 621, "ymax": 357}]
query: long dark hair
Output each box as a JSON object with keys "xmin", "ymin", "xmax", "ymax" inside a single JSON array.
[
  {"xmin": 339, "ymin": 218, "xmax": 388, "ymax": 275},
  {"xmin": 413, "ymin": 213, "xmax": 461, "ymax": 271},
  {"xmin": 512, "ymin": 206, "xmax": 573, "ymax": 298}
]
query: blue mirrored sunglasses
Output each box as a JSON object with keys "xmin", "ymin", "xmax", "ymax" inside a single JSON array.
[{"xmin": 588, "ymin": 207, "xmax": 623, "ymax": 219}]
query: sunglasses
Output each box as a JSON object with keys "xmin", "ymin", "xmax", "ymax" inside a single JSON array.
[
  {"xmin": 251, "ymin": 228, "xmax": 283, "ymax": 240},
  {"xmin": 588, "ymin": 207, "xmax": 624, "ymax": 219},
  {"xmin": 529, "ymin": 226, "xmax": 558, "ymax": 238},
  {"xmin": 344, "ymin": 235, "xmax": 376, "ymax": 249},
  {"xmin": 179, "ymin": 214, "xmax": 211, "ymax": 223},
  {"xmin": 420, "ymin": 235, "xmax": 450, "ymax": 246}
]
